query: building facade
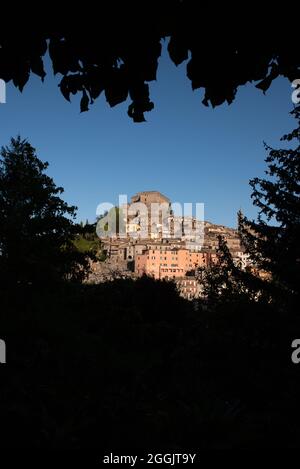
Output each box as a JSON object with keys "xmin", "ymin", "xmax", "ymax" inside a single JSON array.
[{"xmin": 135, "ymin": 248, "xmax": 217, "ymax": 280}]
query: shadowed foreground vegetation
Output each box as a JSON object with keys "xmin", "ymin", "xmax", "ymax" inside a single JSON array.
[
  {"xmin": 0, "ymin": 107, "xmax": 299, "ymax": 449},
  {"xmin": 1, "ymin": 277, "xmax": 300, "ymax": 449}
]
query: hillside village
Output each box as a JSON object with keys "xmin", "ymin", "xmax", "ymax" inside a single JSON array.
[{"xmin": 87, "ymin": 191, "xmax": 250, "ymax": 299}]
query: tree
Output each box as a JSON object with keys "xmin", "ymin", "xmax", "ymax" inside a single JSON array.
[
  {"xmin": 0, "ymin": 9, "xmax": 299, "ymax": 122},
  {"xmin": 197, "ymin": 235, "xmax": 259, "ymax": 305},
  {"xmin": 74, "ymin": 222, "xmax": 107, "ymax": 262},
  {"xmin": 0, "ymin": 136, "xmax": 90, "ymax": 285},
  {"xmin": 239, "ymin": 105, "xmax": 300, "ymax": 307}
]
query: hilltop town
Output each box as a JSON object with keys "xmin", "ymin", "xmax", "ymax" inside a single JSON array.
[{"xmin": 87, "ymin": 191, "xmax": 250, "ymax": 299}]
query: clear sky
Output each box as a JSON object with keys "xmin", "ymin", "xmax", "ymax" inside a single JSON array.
[{"xmin": 0, "ymin": 43, "xmax": 295, "ymax": 228}]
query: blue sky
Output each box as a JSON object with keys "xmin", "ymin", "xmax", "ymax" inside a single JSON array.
[{"xmin": 0, "ymin": 43, "xmax": 295, "ymax": 227}]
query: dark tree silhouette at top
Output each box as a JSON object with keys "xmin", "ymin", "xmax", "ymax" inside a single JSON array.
[{"xmin": 0, "ymin": 5, "xmax": 299, "ymax": 121}]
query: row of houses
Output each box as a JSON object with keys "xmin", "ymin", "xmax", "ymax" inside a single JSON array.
[
  {"xmin": 95, "ymin": 191, "xmax": 251, "ymax": 299},
  {"xmin": 135, "ymin": 248, "xmax": 217, "ymax": 279}
]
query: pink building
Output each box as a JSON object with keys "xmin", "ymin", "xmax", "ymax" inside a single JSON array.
[{"xmin": 135, "ymin": 248, "xmax": 214, "ymax": 280}]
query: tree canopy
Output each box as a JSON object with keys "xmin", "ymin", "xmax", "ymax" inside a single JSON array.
[
  {"xmin": 0, "ymin": 5, "xmax": 299, "ymax": 121},
  {"xmin": 239, "ymin": 104, "xmax": 300, "ymax": 308},
  {"xmin": 0, "ymin": 136, "xmax": 91, "ymax": 285}
]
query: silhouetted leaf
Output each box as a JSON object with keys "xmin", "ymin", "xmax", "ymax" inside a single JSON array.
[{"xmin": 80, "ymin": 89, "xmax": 89, "ymax": 112}]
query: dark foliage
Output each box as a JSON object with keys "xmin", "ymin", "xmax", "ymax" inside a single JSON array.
[
  {"xmin": 197, "ymin": 235, "xmax": 263, "ymax": 305},
  {"xmin": 239, "ymin": 105, "xmax": 300, "ymax": 309},
  {"xmin": 1, "ymin": 278, "xmax": 300, "ymax": 449},
  {"xmin": 0, "ymin": 122, "xmax": 299, "ymax": 447},
  {"xmin": 0, "ymin": 6, "xmax": 299, "ymax": 121},
  {"xmin": 0, "ymin": 136, "xmax": 91, "ymax": 285}
]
